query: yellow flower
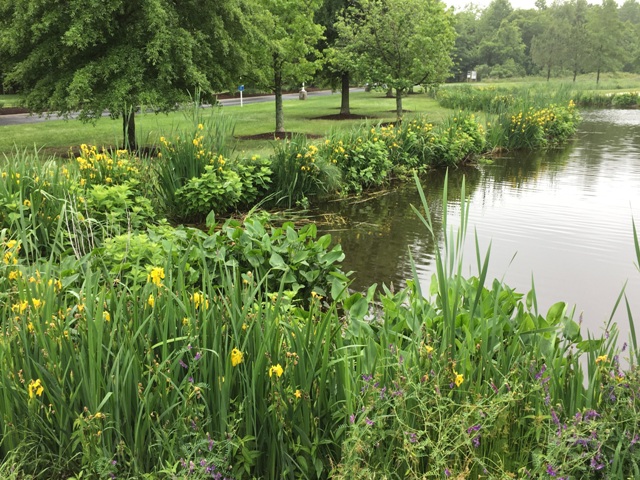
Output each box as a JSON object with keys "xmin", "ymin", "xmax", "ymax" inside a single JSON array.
[
  {"xmin": 192, "ymin": 292, "xmax": 208, "ymax": 310},
  {"xmin": 8, "ymin": 270, "xmax": 20, "ymax": 281},
  {"xmin": 28, "ymin": 379, "xmax": 44, "ymax": 399},
  {"xmin": 23, "ymin": 199, "xmax": 31, "ymax": 208},
  {"xmin": 103, "ymin": 311, "xmax": 111, "ymax": 322},
  {"xmin": 454, "ymin": 372, "xmax": 464, "ymax": 387},
  {"xmin": 198, "ymin": 123, "xmax": 204, "ymax": 130},
  {"xmin": 148, "ymin": 294, "xmax": 155, "ymax": 308},
  {"xmin": 147, "ymin": 266, "xmax": 165, "ymax": 287},
  {"xmin": 294, "ymin": 389, "xmax": 302, "ymax": 399},
  {"xmin": 596, "ymin": 355, "xmax": 608, "ymax": 364},
  {"xmin": 31, "ymin": 298, "xmax": 43, "ymax": 309},
  {"xmin": 425, "ymin": 345, "xmax": 434, "ymax": 354},
  {"xmin": 231, "ymin": 348, "xmax": 244, "ymax": 367},
  {"xmin": 12, "ymin": 300, "xmax": 28, "ymax": 314},
  {"xmin": 269, "ymin": 364, "xmax": 284, "ymax": 378}
]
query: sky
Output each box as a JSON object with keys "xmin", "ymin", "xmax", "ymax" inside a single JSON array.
[
  {"xmin": 444, "ymin": 0, "xmax": 538, "ymax": 9},
  {"xmin": 443, "ymin": 0, "xmax": 606, "ymax": 12}
]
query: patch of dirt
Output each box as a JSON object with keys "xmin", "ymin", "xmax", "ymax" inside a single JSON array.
[
  {"xmin": 237, "ymin": 132, "xmax": 323, "ymax": 141},
  {"xmin": 0, "ymin": 107, "xmax": 29, "ymax": 115},
  {"xmin": 312, "ymin": 113, "xmax": 374, "ymax": 121}
]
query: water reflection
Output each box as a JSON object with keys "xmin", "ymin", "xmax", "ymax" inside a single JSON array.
[{"xmin": 318, "ymin": 110, "xmax": 640, "ymax": 339}]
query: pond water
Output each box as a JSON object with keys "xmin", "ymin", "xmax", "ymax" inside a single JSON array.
[{"xmin": 317, "ymin": 109, "xmax": 640, "ymax": 340}]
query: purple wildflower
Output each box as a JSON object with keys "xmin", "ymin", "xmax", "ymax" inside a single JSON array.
[
  {"xmin": 444, "ymin": 468, "xmax": 451, "ymax": 477},
  {"xmin": 194, "ymin": 352, "xmax": 202, "ymax": 361},
  {"xmin": 200, "ymin": 459, "xmax": 207, "ymax": 467},
  {"xmin": 365, "ymin": 417, "xmax": 374, "ymax": 426},
  {"xmin": 472, "ymin": 435, "xmax": 481, "ymax": 448},
  {"xmin": 546, "ymin": 464, "xmax": 557, "ymax": 476},
  {"xmin": 179, "ymin": 359, "xmax": 188, "ymax": 369},
  {"xmin": 535, "ymin": 364, "xmax": 547, "ymax": 380},
  {"xmin": 584, "ymin": 409, "xmax": 600, "ymax": 421},
  {"xmin": 349, "ymin": 414, "xmax": 356, "ymax": 424},
  {"xmin": 467, "ymin": 424, "xmax": 481, "ymax": 434},
  {"xmin": 362, "ymin": 374, "xmax": 373, "ymax": 382}
]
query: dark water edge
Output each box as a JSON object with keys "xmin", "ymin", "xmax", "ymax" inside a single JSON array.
[{"xmin": 317, "ymin": 109, "xmax": 640, "ymax": 341}]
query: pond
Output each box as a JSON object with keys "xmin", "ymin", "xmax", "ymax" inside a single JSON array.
[{"xmin": 318, "ymin": 109, "xmax": 640, "ymax": 340}]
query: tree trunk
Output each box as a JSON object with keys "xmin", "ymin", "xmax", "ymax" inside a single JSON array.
[
  {"xmin": 546, "ymin": 65, "xmax": 551, "ymax": 81},
  {"xmin": 274, "ymin": 56, "xmax": 285, "ymax": 134},
  {"xmin": 596, "ymin": 66, "xmax": 601, "ymax": 85},
  {"xmin": 573, "ymin": 67, "xmax": 577, "ymax": 82},
  {"xmin": 122, "ymin": 108, "xmax": 136, "ymax": 151},
  {"xmin": 386, "ymin": 87, "xmax": 394, "ymax": 98},
  {"xmin": 340, "ymin": 72, "xmax": 350, "ymax": 116},
  {"xmin": 395, "ymin": 89, "xmax": 403, "ymax": 121}
]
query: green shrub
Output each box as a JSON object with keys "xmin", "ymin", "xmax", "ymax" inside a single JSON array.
[
  {"xmin": 175, "ymin": 165, "xmax": 244, "ymax": 220},
  {"xmin": 84, "ymin": 182, "xmax": 157, "ymax": 233},
  {"xmin": 427, "ymin": 112, "xmax": 486, "ymax": 166},
  {"xmin": 611, "ymin": 91, "xmax": 640, "ymax": 108},
  {"xmin": 173, "ymin": 155, "xmax": 272, "ymax": 221},
  {"xmin": 319, "ymin": 127, "xmax": 391, "ymax": 194}
]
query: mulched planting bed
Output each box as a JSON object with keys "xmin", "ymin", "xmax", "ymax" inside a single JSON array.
[
  {"xmin": 312, "ymin": 113, "xmax": 373, "ymax": 121},
  {"xmin": 237, "ymin": 132, "xmax": 323, "ymax": 140},
  {"xmin": 0, "ymin": 107, "xmax": 29, "ymax": 115}
]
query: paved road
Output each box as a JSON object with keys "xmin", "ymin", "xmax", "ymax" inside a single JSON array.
[{"xmin": 0, "ymin": 88, "xmax": 365, "ymax": 127}]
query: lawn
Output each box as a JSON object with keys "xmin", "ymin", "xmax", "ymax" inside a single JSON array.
[
  {"xmin": 0, "ymin": 93, "xmax": 20, "ymax": 107},
  {"xmin": 0, "ymin": 91, "xmax": 453, "ymax": 157}
]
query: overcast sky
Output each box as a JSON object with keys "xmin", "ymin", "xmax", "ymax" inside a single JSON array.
[
  {"xmin": 443, "ymin": 0, "xmax": 537, "ymax": 9},
  {"xmin": 443, "ymin": 0, "xmax": 606, "ymax": 12}
]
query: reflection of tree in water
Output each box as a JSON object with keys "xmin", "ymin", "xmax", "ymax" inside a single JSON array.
[{"xmin": 317, "ymin": 167, "xmax": 482, "ymax": 291}]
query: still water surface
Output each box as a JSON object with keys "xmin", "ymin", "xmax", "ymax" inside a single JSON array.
[{"xmin": 318, "ymin": 109, "xmax": 640, "ymax": 339}]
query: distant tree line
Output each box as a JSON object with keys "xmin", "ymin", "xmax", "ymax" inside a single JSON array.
[{"xmin": 451, "ymin": 0, "xmax": 640, "ymax": 83}]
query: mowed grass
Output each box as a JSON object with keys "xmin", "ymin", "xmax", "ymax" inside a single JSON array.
[
  {"xmin": 0, "ymin": 91, "xmax": 453, "ymax": 157},
  {"xmin": 475, "ymin": 72, "xmax": 640, "ymax": 92},
  {"xmin": 0, "ymin": 94, "xmax": 21, "ymax": 107}
]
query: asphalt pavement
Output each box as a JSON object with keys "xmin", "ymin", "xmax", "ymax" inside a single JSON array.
[{"xmin": 0, "ymin": 88, "xmax": 365, "ymax": 127}]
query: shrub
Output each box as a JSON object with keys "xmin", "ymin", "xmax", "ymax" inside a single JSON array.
[
  {"xmin": 173, "ymin": 155, "xmax": 272, "ymax": 221},
  {"xmin": 319, "ymin": 127, "xmax": 391, "ymax": 194},
  {"xmin": 427, "ymin": 112, "xmax": 486, "ymax": 166},
  {"xmin": 611, "ymin": 91, "xmax": 640, "ymax": 108}
]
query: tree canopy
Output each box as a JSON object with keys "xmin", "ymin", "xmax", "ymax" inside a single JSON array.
[
  {"xmin": 0, "ymin": 0, "xmax": 254, "ymax": 148},
  {"xmin": 336, "ymin": 0, "xmax": 456, "ymax": 118}
]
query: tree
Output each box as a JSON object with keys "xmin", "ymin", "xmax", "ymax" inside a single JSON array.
[
  {"xmin": 249, "ymin": 0, "xmax": 324, "ymax": 133},
  {"xmin": 531, "ymin": 6, "xmax": 566, "ymax": 80},
  {"xmin": 586, "ymin": 0, "xmax": 624, "ymax": 83},
  {"xmin": 316, "ymin": 0, "xmax": 357, "ymax": 115},
  {"xmin": 337, "ymin": 0, "xmax": 456, "ymax": 119},
  {"xmin": 0, "ymin": 0, "xmax": 252, "ymax": 149},
  {"xmin": 452, "ymin": 7, "xmax": 483, "ymax": 81}
]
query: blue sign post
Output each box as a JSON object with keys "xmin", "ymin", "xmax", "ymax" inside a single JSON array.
[{"xmin": 238, "ymin": 85, "xmax": 244, "ymax": 107}]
